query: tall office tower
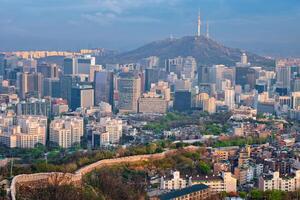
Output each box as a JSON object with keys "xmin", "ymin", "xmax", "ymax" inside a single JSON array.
[
  {"xmin": 223, "ymin": 67, "xmax": 235, "ymax": 86},
  {"xmin": 60, "ymin": 75, "xmax": 80, "ymax": 105},
  {"xmin": 225, "ymin": 87, "xmax": 235, "ymax": 110},
  {"xmin": 28, "ymin": 72, "xmax": 44, "ymax": 98},
  {"xmin": 209, "ymin": 65, "xmax": 225, "ymax": 92},
  {"xmin": 174, "ymin": 90, "xmax": 192, "ymax": 112},
  {"xmin": 0, "ymin": 54, "xmax": 5, "ymax": 76},
  {"xmin": 182, "ymin": 56, "xmax": 197, "ymax": 79},
  {"xmin": 117, "ymin": 72, "xmax": 141, "ymax": 113},
  {"xmin": 276, "ymin": 65, "xmax": 291, "ymax": 91},
  {"xmin": 63, "ymin": 55, "xmax": 96, "ymax": 76},
  {"xmin": 140, "ymin": 56, "xmax": 160, "ymax": 69},
  {"xmin": 63, "ymin": 57, "xmax": 77, "ymax": 75},
  {"xmin": 235, "ymin": 67, "xmax": 256, "ymax": 90},
  {"xmin": 89, "ymin": 64, "xmax": 102, "ymax": 82},
  {"xmin": 293, "ymin": 78, "xmax": 300, "ymax": 92},
  {"xmin": 94, "ymin": 71, "xmax": 114, "ymax": 107},
  {"xmin": 241, "ymin": 53, "xmax": 248, "ymax": 65},
  {"xmin": 50, "ymin": 116, "xmax": 84, "ymax": 148},
  {"xmin": 17, "ymin": 72, "xmax": 44, "ymax": 99},
  {"xmin": 71, "ymin": 84, "xmax": 94, "ymax": 111},
  {"xmin": 17, "ymin": 72, "xmax": 29, "ymax": 99},
  {"xmin": 43, "ymin": 78, "xmax": 61, "ymax": 98},
  {"xmin": 145, "ymin": 68, "xmax": 167, "ymax": 91},
  {"xmin": 165, "ymin": 57, "xmax": 184, "ymax": 77},
  {"xmin": 77, "ymin": 55, "xmax": 96, "ymax": 75},
  {"xmin": 198, "ymin": 65, "xmax": 210, "ymax": 85},
  {"xmin": 37, "ymin": 63, "xmax": 59, "ymax": 78},
  {"xmin": 292, "ymin": 92, "xmax": 300, "ymax": 110}
]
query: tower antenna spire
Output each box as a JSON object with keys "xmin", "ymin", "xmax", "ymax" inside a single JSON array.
[
  {"xmin": 197, "ymin": 10, "xmax": 201, "ymax": 37},
  {"xmin": 206, "ymin": 21, "xmax": 209, "ymax": 38}
]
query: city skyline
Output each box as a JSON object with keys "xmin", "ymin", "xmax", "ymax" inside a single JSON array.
[{"xmin": 0, "ymin": 0, "xmax": 300, "ymax": 57}]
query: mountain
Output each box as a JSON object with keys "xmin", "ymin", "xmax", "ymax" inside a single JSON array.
[{"xmin": 97, "ymin": 36, "xmax": 275, "ymax": 68}]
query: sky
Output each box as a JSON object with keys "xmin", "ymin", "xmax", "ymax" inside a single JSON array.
[{"xmin": 0, "ymin": 0, "xmax": 300, "ymax": 57}]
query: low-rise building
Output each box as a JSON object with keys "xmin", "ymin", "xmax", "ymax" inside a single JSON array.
[
  {"xmin": 259, "ymin": 170, "xmax": 300, "ymax": 192},
  {"xmin": 191, "ymin": 172, "xmax": 237, "ymax": 194},
  {"xmin": 152, "ymin": 184, "xmax": 210, "ymax": 200},
  {"xmin": 160, "ymin": 171, "xmax": 189, "ymax": 190}
]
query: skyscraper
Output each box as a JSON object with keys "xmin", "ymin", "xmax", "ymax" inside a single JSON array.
[
  {"xmin": 276, "ymin": 65, "xmax": 291, "ymax": 91},
  {"xmin": 17, "ymin": 72, "xmax": 44, "ymax": 99},
  {"xmin": 63, "ymin": 55, "xmax": 96, "ymax": 76},
  {"xmin": 117, "ymin": 72, "xmax": 141, "ymax": 113},
  {"xmin": 37, "ymin": 63, "xmax": 59, "ymax": 78},
  {"xmin": 225, "ymin": 87, "xmax": 235, "ymax": 110},
  {"xmin": 174, "ymin": 91, "xmax": 192, "ymax": 112},
  {"xmin": 94, "ymin": 71, "xmax": 114, "ymax": 107},
  {"xmin": 235, "ymin": 67, "xmax": 256, "ymax": 90},
  {"xmin": 71, "ymin": 84, "xmax": 94, "ymax": 111}
]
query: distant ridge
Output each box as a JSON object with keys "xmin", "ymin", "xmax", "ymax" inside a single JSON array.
[{"xmin": 97, "ymin": 35, "xmax": 275, "ymax": 68}]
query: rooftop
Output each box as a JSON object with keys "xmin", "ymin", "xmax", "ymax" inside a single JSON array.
[{"xmin": 159, "ymin": 184, "xmax": 209, "ymax": 200}]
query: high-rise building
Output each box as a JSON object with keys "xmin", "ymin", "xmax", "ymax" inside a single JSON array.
[
  {"xmin": 182, "ymin": 56, "xmax": 197, "ymax": 79},
  {"xmin": 94, "ymin": 71, "xmax": 114, "ymax": 107},
  {"xmin": 144, "ymin": 68, "xmax": 167, "ymax": 91},
  {"xmin": 292, "ymin": 92, "xmax": 300, "ymax": 110},
  {"xmin": 198, "ymin": 65, "xmax": 210, "ymax": 85},
  {"xmin": 225, "ymin": 87, "xmax": 235, "ymax": 110},
  {"xmin": 50, "ymin": 116, "xmax": 84, "ymax": 148},
  {"xmin": 37, "ymin": 63, "xmax": 59, "ymax": 78},
  {"xmin": 100, "ymin": 118, "xmax": 123, "ymax": 144},
  {"xmin": 235, "ymin": 67, "xmax": 256, "ymax": 90},
  {"xmin": 209, "ymin": 65, "xmax": 225, "ymax": 92},
  {"xmin": 0, "ymin": 54, "xmax": 5, "ymax": 76},
  {"xmin": 203, "ymin": 97, "xmax": 216, "ymax": 114},
  {"xmin": 63, "ymin": 55, "xmax": 96, "ymax": 76},
  {"xmin": 60, "ymin": 75, "xmax": 80, "ymax": 105},
  {"xmin": 17, "ymin": 72, "xmax": 44, "ymax": 99},
  {"xmin": 293, "ymin": 78, "xmax": 300, "ymax": 92},
  {"xmin": 117, "ymin": 72, "xmax": 141, "ymax": 113},
  {"xmin": 0, "ymin": 115, "xmax": 47, "ymax": 148},
  {"xmin": 71, "ymin": 84, "xmax": 94, "ymax": 111},
  {"xmin": 276, "ymin": 65, "xmax": 291, "ymax": 91},
  {"xmin": 43, "ymin": 78, "xmax": 61, "ymax": 98},
  {"xmin": 16, "ymin": 98, "xmax": 51, "ymax": 118},
  {"xmin": 174, "ymin": 91, "xmax": 191, "ymax": 112}
]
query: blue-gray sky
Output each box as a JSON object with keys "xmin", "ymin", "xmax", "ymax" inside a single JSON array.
[{"xmin": 0, "ymin": 0, "xmax": 300, "ymax": 57}]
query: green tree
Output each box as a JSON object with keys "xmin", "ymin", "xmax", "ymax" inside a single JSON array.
[
  {"xmin": 198, "ymin": 161, "xmax": 211, "ymax": 175},
  {"xmin": 250, "ymin": 189, "xmax": 263, "ymax": 200}
]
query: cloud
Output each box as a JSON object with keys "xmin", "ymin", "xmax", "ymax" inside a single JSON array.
[{"xmin": 80, "ymin": 0, "xmax": 179, "ymax": 24}]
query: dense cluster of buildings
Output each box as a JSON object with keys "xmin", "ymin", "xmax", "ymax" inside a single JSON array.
[{"xmin": 0, "ymin": 17, "xmax": 300, "ymax": 198}]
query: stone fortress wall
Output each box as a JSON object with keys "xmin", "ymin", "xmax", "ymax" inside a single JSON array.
[{"xmin": 10, "ymin": 147, "xmax": 195, "ymax": 200}]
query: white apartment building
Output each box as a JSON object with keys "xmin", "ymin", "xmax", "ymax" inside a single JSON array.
[
  {"xmin": 259, "ymin": 170, "xmax": 300, "ymax": 192},
  {"xmin": 50, "ymin": 116, "xmax": 84, "ymax": 148},
  {"xmin": 100, "ymin": 118, "xmax": 123, "ymax": 144},
  {"xmin": 192, "ymin": 172, "xmax": 237, "ymax": 194},
  {"xmin": 0, "ymin": 115, "xmax": 47, "ymax": 148},
  {"xmin": 160, "ymin": 171, "xmax": 188, "ymax": 190}
]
